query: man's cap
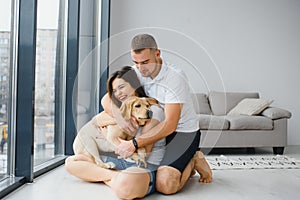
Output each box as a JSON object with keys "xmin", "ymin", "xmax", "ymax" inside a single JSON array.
[{"xmin": 131, "ymin": 34, "xmax": 158, "ymax": 50}]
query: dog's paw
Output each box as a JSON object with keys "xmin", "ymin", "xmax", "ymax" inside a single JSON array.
[
  {"xmin": 99, "ymin": 162, "xmax": 116, "ymax": 169},
  {"xmin": 106, "ymin": 162, "xmax": 116, "ymax": 169},
  {"xmin": 137, "ymin": 159, "xmax": 147, "ymax": 168}
]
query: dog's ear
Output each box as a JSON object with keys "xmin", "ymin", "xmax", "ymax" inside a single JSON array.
[
  {"xmin": 147, "ymin": 98, "xmax": 158, "ymax": 106},
  {"xmin": 119, "ymin": 96, "xmax": 137, "ymax": 121}
]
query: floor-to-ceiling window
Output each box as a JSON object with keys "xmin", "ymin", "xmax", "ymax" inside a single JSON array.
[
  {"xmin": 0, "ymin": 0, "xmax": 109, "ymax": 198},
  {"xmin": 0, "ymin": 0, "xmax": 71, "ymax": 194},
  {"xmin": 0, "ymin": 0, "xmax": 68, "ymax": 182}
]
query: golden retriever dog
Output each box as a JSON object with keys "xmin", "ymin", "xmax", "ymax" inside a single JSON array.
[{"xmin": 73, "ymin": 96, "xmax": 158, "ymax": 169}]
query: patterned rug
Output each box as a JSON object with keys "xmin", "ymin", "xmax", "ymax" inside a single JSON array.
[{"xmin": 206, "ymin": 155, "xmax": 300, "ymax": 170}]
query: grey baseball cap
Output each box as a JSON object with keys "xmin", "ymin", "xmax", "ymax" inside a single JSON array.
[{"xmin": 131, "ymin": 34, "xmax": 158, "ymax": 50}]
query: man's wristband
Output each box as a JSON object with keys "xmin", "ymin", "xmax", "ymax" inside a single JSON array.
[{"xmin": 132, "ymin": 138, "xmax": 138, "ymax": 151}]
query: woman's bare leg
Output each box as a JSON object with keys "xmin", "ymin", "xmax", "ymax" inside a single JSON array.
[
  {"xmin": 66, "ymin": 155, "xmax": 152, "ymax": 200},
  {"xmin": 65, "ymin": 155, "xmax": 118, "ymax": 182}
]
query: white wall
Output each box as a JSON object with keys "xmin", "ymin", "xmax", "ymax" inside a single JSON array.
[{"xmin": 109, "ymin": 0, "xmax": 300, "ymax": 145}]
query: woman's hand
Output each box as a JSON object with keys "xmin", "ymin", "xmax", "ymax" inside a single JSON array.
[
  {"xmin": 115, "ymin": 138, "xmax": 136, "ymax": 158},
  {"xmin": 116, "ymin": 116, "xmax": 139, "ymax": 137}
]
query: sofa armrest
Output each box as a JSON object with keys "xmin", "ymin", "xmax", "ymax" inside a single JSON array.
[{"xmin": 261, "ymin": 107, "xmax": 291, "ymax": 120}]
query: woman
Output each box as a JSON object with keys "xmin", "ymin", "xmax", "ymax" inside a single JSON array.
[{"xmin": 65, "ymin": 66, "xmax": 165, "ymax": 199}]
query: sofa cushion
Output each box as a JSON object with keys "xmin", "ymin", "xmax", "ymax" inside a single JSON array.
[
  {"xmin": 198, "ymin": 114, "xmax": 229, "ymax": 130},
  {"xmin": 226, "ymin": 115, "xmax": 273, "ymax": 130},
  {"xmin": 191, "ymin": 93, "xmax": 212, "ymax": 114},
  {"xmin": 227, "ymin": 98, "xmax": 273, "ymax": 116},
  {"xmin": 261, "ymin": 107, "xmax": 292, "ymax": 120},
  {"xmin": 208, "ymin": 91, "xmax": 259, "ymax": 115}
]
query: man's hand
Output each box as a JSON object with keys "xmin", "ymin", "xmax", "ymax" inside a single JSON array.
[{"xmin": 115, "ymin": 137, "xmax": 136, "ymax": 158}]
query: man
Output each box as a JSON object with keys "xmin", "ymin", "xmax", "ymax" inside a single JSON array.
[{"xmin": 103, "ymin": 34, "xmax": 212, "ymax": 194}]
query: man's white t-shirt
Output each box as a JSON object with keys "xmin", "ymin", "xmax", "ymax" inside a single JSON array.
[{"xmin": 133, "ymin": 61, "xmax": 199, "ymax": 132}]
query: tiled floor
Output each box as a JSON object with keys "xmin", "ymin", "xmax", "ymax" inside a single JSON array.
[{"xmin": 3, "ymin": 146, "xmax": 300, "ymax": 200}]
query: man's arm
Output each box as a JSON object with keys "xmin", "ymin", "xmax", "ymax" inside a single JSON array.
[
  {"xmin": 116, "ymin": 103, "xmax": 181, "ymax": 158},
  {"xmin": 137, "ymin": 103, "xmax": 181, "ymax": 146}
]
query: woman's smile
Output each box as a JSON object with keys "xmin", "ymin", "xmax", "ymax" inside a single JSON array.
[{"xmin": 118, "ymin": 95, "xmax": 128, "ymax": 102}]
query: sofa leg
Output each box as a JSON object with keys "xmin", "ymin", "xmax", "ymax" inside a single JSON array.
[
  {"xmin": 246, "ymin": 147, "xmax": 255, "ymax": 154},
  {"xmin": 273, "ymin": 147, "xmax": 284, "ymax": 155}
]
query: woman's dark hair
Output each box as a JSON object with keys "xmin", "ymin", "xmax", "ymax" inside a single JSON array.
[{"xmin": 107, "ymin": 66, "xmax": 148, "ymax": 107}]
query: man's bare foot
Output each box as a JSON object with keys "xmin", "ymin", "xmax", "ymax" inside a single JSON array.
[
  {"xmin": 190, "ymin": 169, "xmax": 196, "ymax": 177},
  {"xmin": 193, "ymin": 151, "xmax": 213, "ymax": 183}
]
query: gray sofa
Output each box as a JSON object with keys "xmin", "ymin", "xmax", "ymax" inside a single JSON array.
[{"xmin": 192, "ymin": 91, "xmax": 292, "ymax": 154}]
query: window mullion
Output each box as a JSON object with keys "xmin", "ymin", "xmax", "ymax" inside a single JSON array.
[{"xmin": 14, "ymin": 0, "xmax": 37, "ymax": 182}]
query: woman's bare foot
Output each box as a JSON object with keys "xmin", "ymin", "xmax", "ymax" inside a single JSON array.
[{"xmin": 193, "ymin": 151, "xmax": 213, "ymax": 183}]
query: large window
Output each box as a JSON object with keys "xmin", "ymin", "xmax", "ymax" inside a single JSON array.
[
  {"xmin": 0, "ymin": 0, "xmax": 70, "ymax": 192},
  {"xmin": 0, "ymin": 0, "xmax": 109, "ymax": 198},
  {"xmin": 0, "ymin": 0, "xmax": 68, "ymax": 181}
]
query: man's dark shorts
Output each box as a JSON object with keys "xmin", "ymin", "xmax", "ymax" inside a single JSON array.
[{"xmin": 160, "ymin": 129, "xmax": 201, "ymax": 173}]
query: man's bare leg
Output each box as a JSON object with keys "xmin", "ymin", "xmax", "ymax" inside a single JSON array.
[
  {"xmin": 156, "ymin": 151, "xmax": 212, "ymax": 195},
  {"xmin": 156, "ymin": 166, "xmax": 181, "ymax": 194},
  {"xmin": 176, "ymin": 151, "xmax": 212, "ymax": 190},
  {"xmin": 156, "ymin": 156, "xmax": 203, "ymax": 194},
  {"xmin": 192, "ymin": 151, "xmax": 212, "ymax": 183}
]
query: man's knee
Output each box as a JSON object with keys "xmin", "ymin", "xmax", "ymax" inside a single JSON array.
[{"xmin": 156, "ymin": 166, "xmax": 181, "ymax": 195}]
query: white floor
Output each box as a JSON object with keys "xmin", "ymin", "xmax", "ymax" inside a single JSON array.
[{"xmin": 3, "ymin": 146, "xmax": 300, "ymax": 200}]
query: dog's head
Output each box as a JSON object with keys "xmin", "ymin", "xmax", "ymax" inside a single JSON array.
[{"xmin": 120, "ymin": 96, "xmax": 158, "ymax": 126}]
